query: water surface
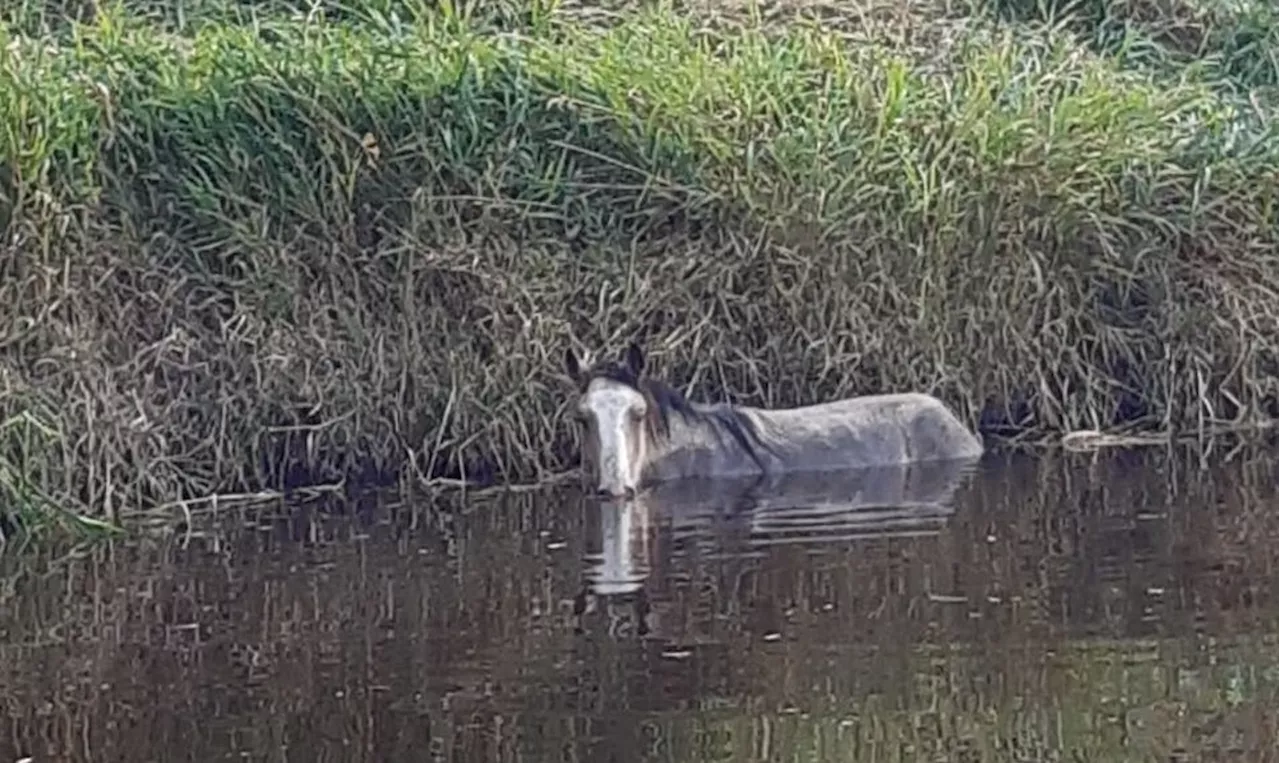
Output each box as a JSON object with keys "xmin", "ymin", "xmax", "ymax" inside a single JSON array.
[{"xmin": 1, "ymin": 446, "xmax": 1276, "ymax": 762}]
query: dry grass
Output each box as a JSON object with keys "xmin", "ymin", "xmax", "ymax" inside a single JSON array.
[{"xmin": 0, "ymin": 3, "xmax": 1276, "ymax": 531}]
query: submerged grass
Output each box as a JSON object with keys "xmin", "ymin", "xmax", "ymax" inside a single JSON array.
[{"xmin": 0, "ymin": 0, "xmax": 1276, "ymax": 531}]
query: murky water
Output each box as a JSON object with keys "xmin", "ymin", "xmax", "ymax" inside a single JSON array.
[{"xmin": 2, "ymin": 445, "xmax": 1276, "ymax": 762}]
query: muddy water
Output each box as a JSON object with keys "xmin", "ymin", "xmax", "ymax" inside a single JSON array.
[{"xmin": 1, "ymin": 446, "xmax": 1276, "ymax": 762}]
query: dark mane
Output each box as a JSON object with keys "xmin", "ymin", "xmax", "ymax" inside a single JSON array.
[{"xmin": 581, "ymin": 361, "xmax": 772, "ymax": 468}]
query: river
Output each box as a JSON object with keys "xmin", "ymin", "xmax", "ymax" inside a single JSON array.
[{"xmin": 1, "ymin": 444, "xmax": 1276, "ymax": 762}]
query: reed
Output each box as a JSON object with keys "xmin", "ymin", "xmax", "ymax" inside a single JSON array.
[{"xmin": 0, "ymin": 0, "xmax": 1275, "ymax": 529}]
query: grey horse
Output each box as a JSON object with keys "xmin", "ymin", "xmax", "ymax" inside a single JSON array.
[{"xmin": 566, "ymin": 343, "xmax": 983, "ymax": 499}]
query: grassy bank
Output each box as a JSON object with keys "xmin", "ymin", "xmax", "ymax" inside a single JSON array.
[{"xmin": 1, "ymin": 0, "xmax": 1276, "ymax": 532}]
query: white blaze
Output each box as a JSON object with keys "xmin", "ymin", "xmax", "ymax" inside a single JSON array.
[{"xmin": 582, "ymin": 378, "xmax": 645, "ymax": 494}]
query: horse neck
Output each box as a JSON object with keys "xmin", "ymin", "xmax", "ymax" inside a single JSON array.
[{"xmin": 642, "ymin": 403, "xmax": 725, "ymax": 469}]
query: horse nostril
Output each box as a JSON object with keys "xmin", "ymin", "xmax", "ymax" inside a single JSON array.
[{"xmin": 596, "ymin": 486, "xmax": 635, "ymax": 500}]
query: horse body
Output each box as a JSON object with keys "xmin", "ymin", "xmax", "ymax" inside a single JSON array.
[{"xmin": 566, "ymin": 343, "xmax": 984, "ymax": 499}]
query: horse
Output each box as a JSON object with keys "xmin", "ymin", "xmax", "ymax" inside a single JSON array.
[{"xmin": 564, "ymin": 342, "xmax": 984, "ymax": 499}]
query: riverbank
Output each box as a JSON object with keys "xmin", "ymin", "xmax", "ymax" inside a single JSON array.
[{"xmin": 1, "ymin": 0, "xmax": 1276, "ymax": 533}]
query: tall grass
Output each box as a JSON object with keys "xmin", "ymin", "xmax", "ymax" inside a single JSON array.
[
  {"xmin": 977, "ymin": 0, "xmax": 1279, "ymax": 97},
  {"xmin": 0, "ymin": 2, "xmax": 1276, "ymax": 529}
]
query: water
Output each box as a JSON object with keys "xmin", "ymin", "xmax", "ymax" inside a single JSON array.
[{"xmin": 1, "ymin": 446, "xmax": 1276, "ymax": 762}]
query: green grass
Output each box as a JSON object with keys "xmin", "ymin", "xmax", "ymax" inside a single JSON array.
[
  {"xmin": 977, "ymin": 0, "xmax": 1279, "ymax": 96},
  {"xmin": 0, "ymin": 0, "xmax": 1276, "ymax": 534}
]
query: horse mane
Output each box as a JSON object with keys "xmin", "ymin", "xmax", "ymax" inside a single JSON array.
[{"xmin": 580, "ymin": 361, "xmax": 771, "ymax": 468}]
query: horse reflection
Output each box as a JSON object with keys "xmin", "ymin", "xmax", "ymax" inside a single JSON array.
[
  {"xmin": 576, "ymin": 457, "xmax": 979, "ymax": 638},
  {"xmin": 659, "ymin": 457, "xmax": 978, "ymax": 548},
  {"xmin": 584, "ymin": 493, "xmax": 653, "ymax": 597},
  {"xmin": 574, "ymin": 497, "xmax": 656, "ymax": 638}
]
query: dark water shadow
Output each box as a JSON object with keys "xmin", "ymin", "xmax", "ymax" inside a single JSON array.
[{"xmin": 0, "ymin": 445, "xmax": 1276, "ymax": 762}]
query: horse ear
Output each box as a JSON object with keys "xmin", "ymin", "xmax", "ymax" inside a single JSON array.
[
  {"xmin": 624, "ymin": 342, "xmax": 646, "ymax": 378},
  {"xmin": 564, "ymin": 346, "xmax": 583, "ymax": 383}
]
